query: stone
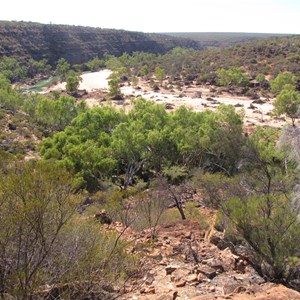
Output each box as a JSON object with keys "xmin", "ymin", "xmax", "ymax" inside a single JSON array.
[
  {"xmin": 166, "ymin": 266, "xmax": 177, "ymax": 275},
  {"xmin": 175, "ymin": 280, "xmax": 186, "ymax": 287},
  {"xmin": 233, "ymin": 286, "xmax": 247, "ymax": 294},
  {"xmin": 209, "ymin": 286, "xmax": 216, "ymax": 292},
  {"xmin": 140, "ymin": 285, "xmax": 155, "ymax": 294},
  {"xmin": 172, "ymin": 268, "xmax": 191, "ymax": 281},
  {"xmin": 197, "ymin": 273, "xmax": 206, "ymax": 283},
  {"xmin": 185, "ymin": 274, "xmax": 198, "ymax": 282},
  {"xmin": 148, "ymin": 248, "xmax": 163, "ymax": 260},
  {"xmin": 198, "ymin": 265, "xmax": 217, "ymax": 279}
]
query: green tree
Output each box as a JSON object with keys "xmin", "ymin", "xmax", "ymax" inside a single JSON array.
[
  {"xmin": 224, "ymin": 194, "xmax": 300, "ymax": 281},
  {"xmin": 0, "ymin": 73, "xmax": 23, "ymax": 111},
  {"xmin": 28, "ymin": 58, "xmax": 51, "ymax": 77},
  {"xmin": 108, "ymin": 72, "xmax": 122, "ymax": 99},
  {"xmin": 155, "ymin": 66, "xmax": 165, "ymax": 85},
  {"xmin": 85, "ymin": 56, "xmax": 105, "ymax": 71},
  {"xmin": 65, "ymin": 71, "xmax": 82, "ymax": 95},
  {"xmin": 140, "ymin": 64, "xmax": 149, "ymax": 78},
  {"xmin": 273, "ymin": 86, "xmax": 300, "ymax": 126},
  {"xmin": 0, "ymin": 161, "xmax": 80, "ymax": 298},
  {"xmin": 0, "ymin": 56, "xmax": 28, "ymax": 82},
  {"xmin": 270, "ymin": 72, "xmax": 297, "ymax": 95},
  {"xmin": 216, "ymin": 67, "xmax": 249, "ymax": 87},
  {"xmin": 55, "ymin": 58, "xmax": 70, "ymax": 80}
]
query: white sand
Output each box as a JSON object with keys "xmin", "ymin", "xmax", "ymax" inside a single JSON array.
[
  {"xmin": 44, "ymin": 70, "xmax": 288, "ymax": 128},
  {"xmin": 44, "ymin": 69, "xmax": 112, "ymax": 93}
]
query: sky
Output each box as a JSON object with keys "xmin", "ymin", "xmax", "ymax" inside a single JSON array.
[{"xmin": 1, "ymin": 0, "xmax": 300, "ymax": 34}]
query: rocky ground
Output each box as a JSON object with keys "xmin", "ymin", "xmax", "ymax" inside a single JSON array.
[{"xmin": 112, "ymin": 219, "xmax": 300, "ymax": 300}]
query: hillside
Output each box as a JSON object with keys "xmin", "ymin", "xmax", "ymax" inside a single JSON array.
[
  {"xmin": 0, "ymin": 21, "xmax": 203, "ymax": 65},
  {"xmin": 165, "ymin": 32, "xmax": 290, "ymax": 48}
]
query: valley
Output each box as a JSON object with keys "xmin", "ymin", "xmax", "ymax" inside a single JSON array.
[{"xmin": 0, "ymin": 20, "xmax": 300, "ymax": 300}]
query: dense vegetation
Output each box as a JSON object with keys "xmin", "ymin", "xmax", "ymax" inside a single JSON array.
[
  {"xmin": 0, "ymin": 21, "xmax": 203, "ymax": 65},
  {"xmin": 0, "ymin": 32, "xmax": 300, "ymax": 298},
  {"xmin": 102, "ymin": 35, "xmax": 300, "ymax": 94},
  {"xmin": 165, "ymin": 32, "xmax": 288, "ymax": 48}
]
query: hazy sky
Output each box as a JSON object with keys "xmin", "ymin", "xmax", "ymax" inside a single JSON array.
[{"xmin": 1, "ymin": 0, "xmax": 299, "ymax": 34}]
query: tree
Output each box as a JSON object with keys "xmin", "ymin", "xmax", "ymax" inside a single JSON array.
[
  {"xmin": 108, "ymin": 72, "xmax": 122, "ymax": 99},
  {"xmin": 216, "ymin": 67, "xmax": 249, "ymax": 88},
  {"xmin": 65, "ymin": 71, "xmax": 82, "ymax": 95},
  {"xmin": 24, "ymin": 94, "xmax": 84, "ymax": 132},
  {"xmin": 270, "ymin": 72, "xmax": 297, "ymax": 95},
  {"xmin": 140, "ymin": 64, "xmax": 149, "ymax": 78},
  {"xmin": 28, "ymin": 58, "xmax": 51, "ymax": 77},
  {"xmin": 220, "ymin": 127, "xmax": 300, "ymax": 282},
  {"xmin": 85, "ymin": 56, "xmax": 105, "ymax": 71},
  {"xmin": 0, "ymin": 56, "xmax": 28, "ymax": 82},
  {"xmin": 273, "ymin": 86, "xmax": 300, "ymax": 126},
  {"xmin": 135, "ymin": 180, "xmax": 168, "ymax": 238},
  {"xmin": 55, "ymin": 58, "xmax": 70, "ymax": 80},
  {"xmin": 0, "ymin": 161, "xmax": 80, "ymax": 298},
  {"xmin": 155, "ymin": 66, "xmax": 165, "ymax": 85},
  {"xmin": 0, "ymin": 73, "xmax": 23, "ymax": 111}
]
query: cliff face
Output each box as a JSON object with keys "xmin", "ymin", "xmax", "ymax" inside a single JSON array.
[{"xmin": 0, "ymin": 21, "xmax": 203, "ymax": 65}]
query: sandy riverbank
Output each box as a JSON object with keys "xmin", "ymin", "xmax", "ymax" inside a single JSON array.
[{"xmin": 45, "ymin": 70, "xmax": 289, "ymax": 129}]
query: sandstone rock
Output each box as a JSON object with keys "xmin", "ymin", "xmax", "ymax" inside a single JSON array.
[
  {"xmin": 233, "ymin": 285, "xmax": 247, "ymax": 294},
  {"xmin": 148, "ymin": 248, "xmax": 163, "ymax": 259},
  {"xmin": 197, "ymin": 272, "xmax": 206, "ymax": 282},
  {"xmin": 172, "ymin": 268, "xmax": 191, "ymax": 281},
  {"xmin": 140, "ymin": 285, "xmax": 155, "ymax": 294},
  {"xmin": 166, "ymin": 266, "xmax": 177, "ymax": 275},
  {"xmin": 155, "ymin": 294, "xmax": 173, "ymax": 300},
  {"xmin": 205, "ymin": 258, "xmax": 225, "ymax": 273},
  {"xmin": 185, "ymin": 274, "xmax": 198, "ymax": 282},
  {"xmin": 209, "ymin": 286, "xmax": 216, "ymax": 292},
  {"xmin": 175, "ymin": 280, "xmax": 186, "ymax": 287},
  {"xmin": 198, "ymin": 265, "xmax": 217, "ymax": 279}
]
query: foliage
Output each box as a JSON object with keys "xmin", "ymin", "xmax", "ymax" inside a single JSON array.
[
  {"xmin": 0, "ymin": 73, "xmax": 23, "ymax": 111},
  {"xmin": 55, "ymin": 58, "xmax": 70, "ymax": 80},
  {"xmin": 40, "ymin": 99, "xmax": 245, "ymax": 191},
  {"xmin": 40, "ymin": 105, "xmax": 125, "ymax": 190},
  {"xmin": 216, "ymin": 67, "xmax": 249, "ymax": 87},
  {"xmin": 0, "ymin": 160, "xmax": 139, "ymax": 299},
  {"xmin": 108, "ymin": 72, "xmax": 122, "ymax": 98},
  {"xmin": 85, "ymin": 56, "xmax": 105, "ymax": 71},
  {"xmin": 65, "ymin": 70, "xmax": 82, "ymax": 94},
  {"xmin": 28, "ymin": 58, "xmax": 51, "ymax": 77},
  {"xmin": 223, "ymin": 194, "xmax": 300, "ymax": 281},
  {"xmin": 270, "ymin": 72, "xmax": 297, "ymax": 95},
  {"xmin": 273, "ymin": 87, "xmax": 300, "ymax": 126},
  {"xmin": 219, "ymin": 126, "xmax": 300, "ymax": 282},
  {"xmin": 0, "ymin": 56, "xmax": 28, "ymax": 82},
  {"xmin": 23, "ymin": 94, "xmax": 86, "ymax": 133},
  {"xmin": 0, "ymin": 160, "xmax": 80, "ymax": 298},
  {"xmin": 155, "ymin": 66, "xmax": 165, "ymax": 84}
]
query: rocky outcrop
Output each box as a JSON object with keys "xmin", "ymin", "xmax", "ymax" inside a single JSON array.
[{"xmin": 120, "ymin": 220, "xmax": 300, "ymax": 300}]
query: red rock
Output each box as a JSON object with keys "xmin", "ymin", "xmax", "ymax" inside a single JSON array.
[
  {"xmin": 198, "ymin": 265, "xmax": 217, "ymax": 279},
  {"xmin": 197, "ymin": 273, "xmax": 206, "ymax": 282},
  {"xmin": 166, "ymin": 266, "xmax": 177, "ymax": 275},
  {"xmin": 233, "ymin": 286, "xmax": 247, "ymax": 293},
  {"xmin": 209, "ymin": 286, "xmax": 216, "ymax": 292},
  {"xmin": 186, "ymin": 274, "xmax": 198, "ymax": 282},
  {"xmin": 140, "ymin": 285, "xmax": 155, "ymax": 294},
  {"xmin": 175, "ymin": 280, "xmax": 186, "ymax": 287}
]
